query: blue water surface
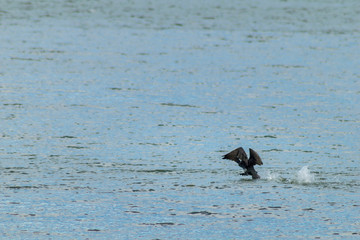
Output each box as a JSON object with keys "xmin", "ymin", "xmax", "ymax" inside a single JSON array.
[{"xmin": 1, "ymin": 0, "xmax": 359, "ymax": 239}]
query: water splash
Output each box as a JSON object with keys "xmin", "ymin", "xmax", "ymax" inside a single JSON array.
[
  {"xmin": 265, "ymin": 171, "xmax": 280, "ymax": 181},
  {"xmin": 296, "ymin": 166, "xmax": 315, "ymax": 184},
  {"xmin": 265, "ymin": 166, "xmax": 315, "ymax": 185}
]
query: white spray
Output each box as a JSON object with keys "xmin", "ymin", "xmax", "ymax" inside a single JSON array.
[
  {"xmin": 265, "ymin": 171, "xmax": 280, "ymax": 181},
  {"xmin": 265, "ymin": 166, "xmax": 315, "ymax": 184},
  {"xmin": 296, "ymin": 166, "xmax": 315, "ymax": 184}
]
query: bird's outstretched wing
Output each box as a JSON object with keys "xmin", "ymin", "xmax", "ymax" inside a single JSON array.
[
  {"xmin": 223, "ymin": 147, "xmax": 248, "ymax": 166},
  {"xmin": 248, "ymin": 148, "xmax": 263, "ymax": 166}
]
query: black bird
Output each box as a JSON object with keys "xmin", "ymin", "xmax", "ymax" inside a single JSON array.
[{"xmin": 222, "ymin": 147, "xmax": 263, "ymax": 179}]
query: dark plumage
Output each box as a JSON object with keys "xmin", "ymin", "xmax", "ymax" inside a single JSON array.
[{"xmin": 222, "ymin": 147, "xmax": 263, "ymax": 179}]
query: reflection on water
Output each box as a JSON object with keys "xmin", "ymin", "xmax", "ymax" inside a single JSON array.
[{"xmin": 1, "ymin": 0, "xmax": 360, "ymax": 239}]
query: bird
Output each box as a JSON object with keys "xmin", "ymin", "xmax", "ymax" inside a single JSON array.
[{"xmin": 222, "ymin": 147, "xmax": 263, "ymax": 179}]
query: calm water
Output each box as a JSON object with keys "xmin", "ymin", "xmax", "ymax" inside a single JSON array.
[{"xmin": 1, "ymin": 0, "xmax": 359, "ymax": 239}]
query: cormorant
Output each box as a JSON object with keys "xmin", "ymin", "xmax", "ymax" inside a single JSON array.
[{"xmin": 222, "ymin": 147, "xmax": 263, "ymax": 179}]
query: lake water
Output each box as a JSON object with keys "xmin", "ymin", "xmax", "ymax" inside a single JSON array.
[{"xmin": 1, "ymin": 0, "xmax": 359, "ymax": 239}]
